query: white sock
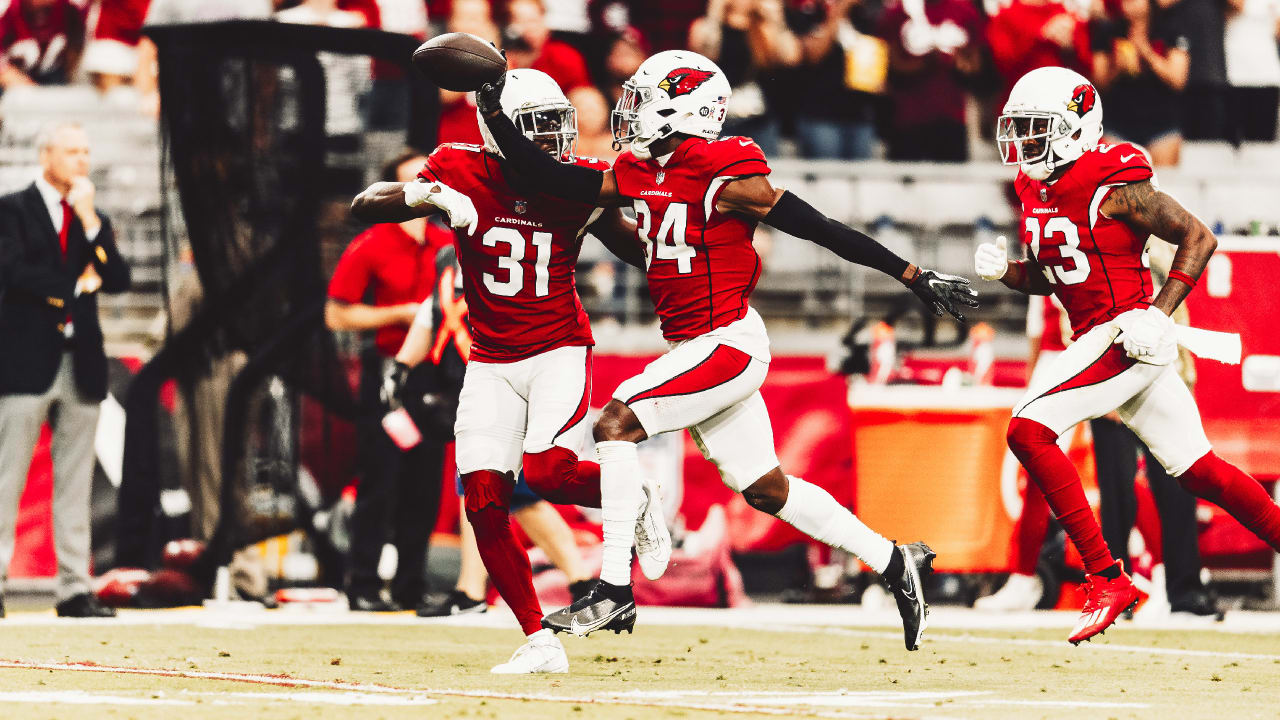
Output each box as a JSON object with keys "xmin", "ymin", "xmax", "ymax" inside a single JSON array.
[
  {"xmin": 775, "ymin": 475, "xmax": 894, "ymax": 574},
  {"xmin": 528, "ymin": 628, "xmax": 554, "ymax": 643},
  {"xmin": 596, "ymin": 440, "xmax": 643, "ymax": 586}
]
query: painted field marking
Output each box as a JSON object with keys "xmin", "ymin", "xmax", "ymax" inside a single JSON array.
[
  {"xmin": 0, "ymin": 658, "xmax": 1151, "ymax": 718},
  {"xmin": 807, "ymin": 626, "xmax": 1280, "ymax": 663},
  {"xmin": 0, "ymin": 689, "xmax": 438, "ymax": 707},
  {"xmin": 0, "ymin": 660, "xmax": 409, "ymax": 694}
]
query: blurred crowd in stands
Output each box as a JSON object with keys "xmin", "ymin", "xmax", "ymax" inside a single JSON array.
[{"xmin": 3, "ymin": 0, "xmax": 1278, "ymax": 164}]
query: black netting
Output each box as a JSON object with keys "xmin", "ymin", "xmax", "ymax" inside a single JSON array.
[{"xmin": 116, "ymin": 22, "xmax": 436, "ymax": 584}]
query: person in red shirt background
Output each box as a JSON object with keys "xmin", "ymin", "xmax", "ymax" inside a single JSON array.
[
  {"xmin": 434, "ymin": 0, "xmax": 499, "ymax": 144},
  {"xmin": 0, "ymin": 0, "xmax": 87, "ymax": 89},
  {"xmin": 326, "ymin": 148, "xmax": 454, "ymax": 612},
  {"xmin": 503, "ymin": 0, "xmax": 591, "ymax": 94},
  {"xmin": 986, "ymin": 0, "xmax": 1093, "ymax": 106},
  {"xmin": 878, "ymin": 0, "xmax": 986, "ymax": 160}
]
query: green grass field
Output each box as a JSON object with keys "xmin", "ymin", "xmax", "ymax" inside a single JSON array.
[{"xmin": 1, "ymin": 606, "xmax": 1278, "ymax": 719}]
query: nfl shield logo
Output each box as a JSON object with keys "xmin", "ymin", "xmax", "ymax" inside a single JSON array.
[
  {"xmin": 514, "ymin": 200, "xmax": 527, "ymax": 214},
  {"xmin": 656, "ymin": 171, "xmax": 665, "ymax": 185}
]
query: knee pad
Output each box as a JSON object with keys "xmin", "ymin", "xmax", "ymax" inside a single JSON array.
[
  {"xmin": 1007, "ymin": 417, "xmax": 1058, "ymax": 462},
  {"xmin": 522, "ymin": 446, "xmax": 576, "ymax": 497},
  {"xmin": 461, "ymin": 470, "xmax": 513, "ymax": 515}
]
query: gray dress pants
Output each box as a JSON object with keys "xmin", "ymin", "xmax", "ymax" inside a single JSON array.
[{"xmin": 0, "ymin": 352, "xmax": 99, "ymax": 600}]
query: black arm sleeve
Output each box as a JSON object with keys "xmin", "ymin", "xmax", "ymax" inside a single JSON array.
[
  {"xmin": 762, "ymin": 190, "xmax": 911, "ymax": 280},
  {"xmin": 483, "ymin": 112, "xmax": 604, "ymax": 204}
]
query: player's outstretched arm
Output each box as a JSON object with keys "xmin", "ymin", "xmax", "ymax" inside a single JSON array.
[
  {"xmin": 588, "ymin": 208, "xmax": 645, "ymax": 269},
  {"xmin": 1101, "ymin": 179, "xmax": 1216, "ymax": 314},
  {"xmin": 378, "ymin": 302, "xmax": 436, "ymax": 409},
  {"xmin": 974, "ymin": 236, "xmax": 1055, "ymax": 296},
  {"xmin": 475, "ymin": 75, "xmax": 625, "ymax": 207},
  {"xmin": 395, "ymin": 301, "xmax": 435, "ymax": 369},
  {"xmin": 721, "ymin": 175, "xmax": 979, "ymax": 321},
  {"xmin": 351, "ymin": 179, "xmax": 478, "ymax": 234}
]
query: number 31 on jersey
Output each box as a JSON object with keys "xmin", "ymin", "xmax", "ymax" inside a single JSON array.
[{"xmin": 1026, "ymin": 216, "xmax": 1090, "ymax": 285}]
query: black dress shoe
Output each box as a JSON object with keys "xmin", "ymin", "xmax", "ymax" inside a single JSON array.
[
  {"xmin": 1171, "ymin": 589, "xmax": 1225, "ymax": 621},
  {"xmin": 55, "ymin": 593, "xmax": 116, "ymax": 618},
  {"xmin": 348, "ymin": 593, "xmax": 402, "ymax": 612}
]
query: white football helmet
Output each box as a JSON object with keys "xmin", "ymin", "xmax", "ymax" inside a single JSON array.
[
  {"xmin": 611, "ymin": 50, "xmax": 731, "ymax": 159},
  {"xmin": 997, "ymin": 66, "xmax": 1103, "ymax": 181},
  {"xmin": 477, "ymin": 69, "xmax": 578, "ymax": 162}
]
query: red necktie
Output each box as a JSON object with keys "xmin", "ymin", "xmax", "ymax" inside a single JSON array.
[{"xmin": 59, "ymin": 199, "xmax": 71, "ymax": 258}]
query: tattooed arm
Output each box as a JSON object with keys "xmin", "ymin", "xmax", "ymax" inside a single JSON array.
[{"xmin": 1099, "ymin": 180, "xmax": 1217, "ymax": 314}]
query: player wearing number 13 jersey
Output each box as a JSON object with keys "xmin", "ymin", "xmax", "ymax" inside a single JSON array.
[
  {"xmin": 476, "ymin": 50, "xmax": 979, "ymax": 652},
  {"xmin": 354, "ymin": 69, "xmax": 645, "ymax": 675},
  {"xmin": 980, "ymin": 66, "xmax": 1280, "ymax": 646}
]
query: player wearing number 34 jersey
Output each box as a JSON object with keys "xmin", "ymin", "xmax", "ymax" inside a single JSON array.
[
  {"xmin": 477, "ymin": 49, "xmax": 980, "ymax": 652},
  {"xmin": 353, "ymin": 69, "xmax": 646, "ymax": 675},
  {"xmin": 980, "ymin": 65, "xmax": 1280, "ymax": 646}
]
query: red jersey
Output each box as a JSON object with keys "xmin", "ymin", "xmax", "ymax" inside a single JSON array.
[
  {"xmin": 1, "ymin": 0, "xmax": 87, "ymax": 84},
  {"xmin": 328, "ymin": 221, "xmax": 452, "ymax": 356},
  {"xmin": 419, "ymin": 143, "xmax": 604, "ymax": 363},
  {"xmin": 1015, "ymin": 142, "xmax": 1155, "ymax": 339},
  {"xmin": 613, "ymin": 136, "xmax": 769, "ymax": 342}
]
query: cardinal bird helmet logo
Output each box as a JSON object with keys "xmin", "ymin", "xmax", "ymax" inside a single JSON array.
[
  {"xmin": 657, "ymin": 68, "xmax": 717, "ymax": 99},
  {"xmin": 1066, "ymin": 83, "xmax": 1096, "ymax": 117}
]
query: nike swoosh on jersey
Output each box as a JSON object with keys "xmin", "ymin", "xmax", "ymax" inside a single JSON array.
[
  {"xmin": 1120, "ymin": 154, "xmax": 1137, "ymax": 163},
  {"xmin": 738, "ymin": 139, "xmax": 753, "ymax": 147}
]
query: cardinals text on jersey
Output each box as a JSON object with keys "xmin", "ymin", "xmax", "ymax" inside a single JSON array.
[
  {"xmin": 1014, "ymin": 142, "xmax": 1155, "ymax": 339},
  {"xmin": 419, "ymin": 144, "xmax": 607, "ymax": 362},
  {"xmin": 612, "ymin": 136, "xmax": 770, "ymax": 342}
]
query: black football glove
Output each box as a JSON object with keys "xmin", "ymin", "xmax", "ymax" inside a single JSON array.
[
  {"xmin": 475, "ymin": 54, "xmax": 507, "ymax": 119},
  {"xmin": 381, "ymin": 360, "xmax": 411, "ymax": 410},
  {"xmin": 908, "ymin": 269, "xmax": 979, "ymax": 322}
]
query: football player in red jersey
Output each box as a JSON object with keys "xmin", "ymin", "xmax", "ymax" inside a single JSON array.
[
  {"xmin": 352, "ymin": 69, "xmax": 644, "ymax": 674},
  {"xmin": 475, "ymin": 50, "xmax": 978, "ymax": 652},
  {"xmin": 976, "ymin": 66, "xmax": 1280, "ymax": 644}
]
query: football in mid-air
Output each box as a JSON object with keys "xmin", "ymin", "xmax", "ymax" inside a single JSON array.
[{"xmin": 412, "ymin": 32, "xmax": 506, "ymax": 92}]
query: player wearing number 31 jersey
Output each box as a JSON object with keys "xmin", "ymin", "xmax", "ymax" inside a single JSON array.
[
  {"xmin": 477, "ymin": 50, "xmax": 980, "ymax": 652},
  {"xmin": 353, "ymin": 69, "xmax": 644, "ymax": 675},
  {"xmin": 980, "ymin": 65, "xmax": 1280, "ymax": 645}
]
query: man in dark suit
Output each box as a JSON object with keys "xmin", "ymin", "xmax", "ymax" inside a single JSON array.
[{"xmin": 0, "ymin": 122, "xmax": 130, "ymax": 618}]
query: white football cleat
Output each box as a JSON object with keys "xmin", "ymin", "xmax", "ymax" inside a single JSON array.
[
  {"xmin": 490, "ymin": 631, "xmax": 569, "ymax": 674},
  {"xmin": 635, "ymin": 476, "xmax": 672, "ymax": 581},
  {"xmin": 974, "ymin": 573, "xmax": 1042, "ymax": 611}
]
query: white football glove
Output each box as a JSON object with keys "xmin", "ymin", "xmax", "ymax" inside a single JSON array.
[
  {"xmin": 404, "ymin": 180, "xmax": 478, "ymax": 236},
  {"xmin": 1120, "ymin": 306, "xmax": 1177, "ymax": 365},
  {"xmin": 974, "ymin": 235, "xmax": 1009, "ymax": 281}
]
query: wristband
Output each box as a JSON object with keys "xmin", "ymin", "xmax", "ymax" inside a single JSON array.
[{"xmin": 1167, "ymin": 269, "xmax": 1196, "ymax": 289}]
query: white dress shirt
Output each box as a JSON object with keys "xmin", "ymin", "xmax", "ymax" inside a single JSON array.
[{"xmin": 34, "ymin": 174, "xmax": 100, "ymax": 243}]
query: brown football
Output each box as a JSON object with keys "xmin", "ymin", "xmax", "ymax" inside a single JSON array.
[{"xmin": 412, "ymin": 32, "xmax": 506, "ymax": 92}]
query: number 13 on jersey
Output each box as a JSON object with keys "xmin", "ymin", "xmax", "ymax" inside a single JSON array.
[{"xmin": 635, "ymin": 200, "xmax": 694, "ymax": 274}]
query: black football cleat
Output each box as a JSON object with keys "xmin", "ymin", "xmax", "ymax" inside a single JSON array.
[
  {"xmin": 416, "ymin": 590, "xmax": 487, "ymax": 617},
  {"xmin": 541, "ymin": 580, "xmax": 636, "ymax": 636},
  {"xmin": 884, "ymin": 542, "xmax": 935, "ymax": 651},
  {"xmin": 568, "ymin": 579, "xmax": 595, "ymax": 603}
]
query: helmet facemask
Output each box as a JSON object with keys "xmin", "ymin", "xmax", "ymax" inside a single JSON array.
[
  {"xmin": 997, "ymin": 111, "xmax": 1072, "ymax": 181},
  {"xmin": 611, "ymin": 80, "xmax": 652, "ymax": 152},
  {"xmin": 514, "ymin": 103, "xmax": 578, "ymax": 162}
]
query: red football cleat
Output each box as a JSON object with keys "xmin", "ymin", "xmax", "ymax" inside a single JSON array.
[{"xmin": 1068, "ymin": 561, "xmax": 1140, "ymax": 645}]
